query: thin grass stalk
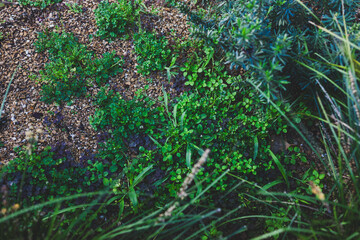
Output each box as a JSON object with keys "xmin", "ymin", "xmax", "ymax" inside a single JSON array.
[
  {"xmin": 150, "ymin": 173, "xmax": 229, "ymax": 238},
  {"xmin": 96, "ymin": 208, "xmax": 164, "ymax": 239},
  {"xmin": 321, "ymin": 131, "xmax": 344, "ymax": 203},
  {"xmin": 218, "ymin": 180, "xmax": 246, "ymax": 202},
  {"xmin": 336, "ymin": 124, "xmax": 346, "ymax": 206},
  {"xmin": 44, "ymin": 203, "xmax": 61, "ymax": 240},
  {"xmin": 348, "ymin": 70, "xmax": 360, "ymax": 123},
  {"xmin": 71, "ymin": 195, "xmax": 113, "ymax": 240},
  {"xmin": 308, "ymin": 22, "xmax": 360, "ymax": 52},
  {"xmin": 317, "ymin": 97, "xmax": 360, "ymax": 197},
  {"xmin": 256, "ymin": 191, "xmax": 359, "ymax": 215},
  {"xmin": 42, "ymin": 203, "xmax": 101, "ymax": 220},
  {"xmin": 252, "ymin": 227, "xmax": 330, "ymax": 240},
  {"xmin": 0, "ymin": 191, "xmax": 107, "ymax": 224},
  {"xmin": 268, "ymin": 149, "xmax": 289, "ymax": 188},
  {"xmin": 191, "ymin": 169, "xmax": 229, "ymax": 203},
  {"xmin": 0, "ymin": 64, "xmax": 20, "ymax": 121},
  {"xmin": 227, "ymin": 173, "xmax": 282, "ymax": 202},
  {"xmin": 184, "ymin": 207, "xmax": 241, "ymax": 240},
  {"xmin": 166, "ymin": 210, "xmax": 222, "ymax": 240},
  {"xmin": 295, "ymin": 60, "xmax": 349, "ymax": 97},
  {"xmin": 154, "ymin": 212, "xmax": 211, "ymax": 239},
  {"xmin": 304, "ymin": 113, "xmax": 360, "ymax": 144},
  {"xmin": 281, "ymin": 212, "xmax": 297, "ymax": 240},
  {"xmin": 61, "ymin": 193, "xmax": 110, "ymax": 240}
]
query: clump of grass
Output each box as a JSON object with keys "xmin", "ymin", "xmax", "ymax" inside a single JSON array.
[{"xmin": 241, "ymin": 2, "xmax": 360, "ymax": 238}]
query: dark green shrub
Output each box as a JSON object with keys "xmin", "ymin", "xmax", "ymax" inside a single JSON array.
[
  {"xmin": 94, "ymin": 0, "xmax": 138, "ymax": 39},
  {"xmin": 34, "ymin": 31, "xmax": 123, "ymax": 103},
  {"xmin": 180, "ymin": 0, "xmax": 360, "ymax": 97},
  {"xmin": 133, "ymin": 30, "xmax": 172, "ymax": 75},
  {"xmin": 18, "ymin": 0, "xmax": 62, "ymax": 9}
]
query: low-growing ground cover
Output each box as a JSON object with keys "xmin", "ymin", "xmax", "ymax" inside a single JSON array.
[
  {"xmin": 18, "ymin": 0, "xmax": 62, "ymax": 9},
  {"xmin": 94, "ymin": 0, "xmax": 139, "ymax": 39},
  {"xmin": 34, "ymin": 31, "xmax": 123, "ymax": 103},
  {"xmin": 0, "ymin": 0, "xmax": 359, "ymax": 239}
]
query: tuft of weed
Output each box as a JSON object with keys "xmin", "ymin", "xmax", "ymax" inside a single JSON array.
[
  {"xmin": 133, "ymin": 30, "xmax": 172, "ymax": 75},
  {"xmin": 18, "ymin": 0, "xmax": 62, "ymax": 9},
  {"xmin": 94, "ymin": 0, "xmax": 139, "ymax": 40},
  {"xmin": 34, "ymin": 31, "xmax": 123, "ymax": 103}
]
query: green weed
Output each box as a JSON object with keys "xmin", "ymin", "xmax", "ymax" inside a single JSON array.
[
  {"xmin": 34, "ymin": 31, "xmax": 123, "ymax": 103},
  {"xmin": 133, "ymin": 30, "xmax": 172, "ymax": 75},
  {"xmin": 65, "ymin": 2, "xmax": 83, "ymax": 13},
  {"xmin": 18, "ymin": 0, "xmax": 62, "ymax": 9},
  {"xmin": 94, "ymin": 0, "xmax": 139, "ymax": 40}
]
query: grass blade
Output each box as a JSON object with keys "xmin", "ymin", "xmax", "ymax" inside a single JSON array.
[
  {"xmin": 268, "ymin": 149, "xmax": 289, "ymax": 189},
  {"xmin": 0, "ymin": 64, "xmax": 20, "ymax": 120}
]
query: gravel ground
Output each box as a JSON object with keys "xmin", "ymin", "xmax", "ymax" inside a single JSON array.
[{"xmin": 0, "ymin": 0, "xmax": 190, "ymax": 162}]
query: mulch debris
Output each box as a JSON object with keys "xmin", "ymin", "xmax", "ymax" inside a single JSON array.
[{"xmin": 0, "ymin": 0, "xmax": 190, "ymax": 162}]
